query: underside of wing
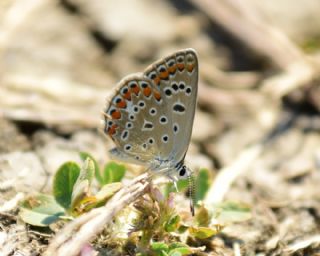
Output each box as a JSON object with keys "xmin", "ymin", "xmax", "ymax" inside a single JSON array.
[
  {"xmin": 102, "ymin": 74, "xmax": 164, "ymax": 165},
  {"xmin": 143, "ymin": 48, "xmax": 199, "ymax": 163}
]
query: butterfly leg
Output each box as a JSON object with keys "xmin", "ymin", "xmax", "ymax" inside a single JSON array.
[{"xmin": 167, "ymin": 174, "xmax": 179, "ymax": 192}]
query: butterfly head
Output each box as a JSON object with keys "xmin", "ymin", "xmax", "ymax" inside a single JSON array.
[
  {"xmin": 175, "ymin": 163, "xmax": 196, "ymax": 216},
  {"xmin": 176, "ymin": 164, "xmax": 189, "ymax": 179}
]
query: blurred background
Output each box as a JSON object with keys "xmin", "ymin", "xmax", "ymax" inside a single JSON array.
[{"xmin": 1, "ymin": 0, "xmax": 320, "ymax": 254}]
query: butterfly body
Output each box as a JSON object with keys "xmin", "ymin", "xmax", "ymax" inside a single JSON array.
[{"xmin": 103, "ymin": 48, "xmax": 198, "ymax": 182}]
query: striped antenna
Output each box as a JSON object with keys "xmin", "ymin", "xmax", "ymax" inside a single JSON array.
[{"xmin": 187, "ymin": 171, "xmax": 196, "ymax": 216}]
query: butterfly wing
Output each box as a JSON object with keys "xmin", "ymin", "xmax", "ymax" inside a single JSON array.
[
  {"xmin": 103, "ymin": 48, "xmax": 198, "ymax": 169},
  {"xmin": 144, "ymin": 49, "xmax": 198, "ymax": 164},
  {"xmin": 103, "ymin": 74, "xmax": 165, "ymax": 165}
]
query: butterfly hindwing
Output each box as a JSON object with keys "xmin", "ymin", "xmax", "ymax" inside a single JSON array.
[
  {"xmin": 103, "ymin": 48, "xmax": 198, "ymax": 169},
  {"xmin": 103, "ymin": 74, "xmax": 164, "ymax": 165}
]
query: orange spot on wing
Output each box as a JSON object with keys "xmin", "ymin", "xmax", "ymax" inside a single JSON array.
[
  {"xmin": 130, "ymin": 84, "xmax": 140, "ymax": 95},
  {"xmin": 143, "ymin": 87, "xmax": 152, "ymax": 97},
  {"xmin": 111, "ymin": 110, "xmax": 121, "ymax": 119},
  {"xmin": 187, "ymin": 64, "xmax": 194, "ymax": 72},
  {"xmin": 154, "ymin": 76, "xmax": 161, "ymax": 86},
  {"xmin": 108, "ymin": 124, "xmax": 118, "ymax": 136},
  {"xmin": 168, "ymin": 65, "xmax": 176, "ymax": 74},
  {"xmin": 159, "ymin": 70, "xmax": 169, "ymax": 80},
  {"xmin": 153, "ymin": 90, "xmax": 161, "ymax": 101},
  {"xmin": 177, "ymin": 63, "xmax": 185, "ymax": 71},
  {"xmin": 117, "ymin": 99, "xmax": 127, "ymax": 108},
  {"xmin": 123, "ymin": 91, "xmax": 131, "ymax": 100}
]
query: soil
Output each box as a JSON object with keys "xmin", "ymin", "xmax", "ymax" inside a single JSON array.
[{"xmin": 1, "ymin": 1, "xmax": 320, "ymax": 255}]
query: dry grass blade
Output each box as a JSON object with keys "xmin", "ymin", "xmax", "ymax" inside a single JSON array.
[
  {"xmin": 283, "ymin": 235, "xmax": 320, "ymax": 253},
  {"xmin": 204, "ymin": 144, "xmax": 263, "ymax": 205}
]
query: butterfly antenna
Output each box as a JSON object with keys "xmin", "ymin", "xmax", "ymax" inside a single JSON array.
[{"xmin": 187, "ymin": 171, "xmax": 196, "ymax": 216}]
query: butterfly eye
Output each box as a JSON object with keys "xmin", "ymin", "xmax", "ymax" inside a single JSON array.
[{"xmin": 179, "ymin": 166, "xmax": 187, "ymax": 177}]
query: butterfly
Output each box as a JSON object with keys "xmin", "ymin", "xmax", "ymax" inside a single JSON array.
[{"xmin": 102, "ymin": 48, "xmax": 198, "ymax": 215}]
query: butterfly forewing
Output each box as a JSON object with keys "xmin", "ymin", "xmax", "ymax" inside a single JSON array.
[
  {"xmin": 103, "ymin": 48, "xmax": 198, "ymax": 170},
  {"xmin": 144, "ymin": 49, "xmax": 198, "ymax": 164}
]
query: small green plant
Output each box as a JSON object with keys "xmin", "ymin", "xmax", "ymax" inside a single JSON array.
[
  {"xmin": 19, "ymin": 152, "xmax": 126, "ymax": 226},
  {"xmin": 19, "ymin": 154, "xmax": 251, "ymax": 254},
  {"xmin": 123, "ymin": 187, "xmax": 224, "ymax": 255}
]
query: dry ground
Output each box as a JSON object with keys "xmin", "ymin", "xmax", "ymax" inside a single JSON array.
[{"xmin": 1, "ymin": 1, "xmax": 320, "ymax": 255}]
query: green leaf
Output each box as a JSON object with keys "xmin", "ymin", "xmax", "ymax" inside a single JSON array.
[
  {"xmin": 79, "ymin": 152, "xmax": 103, "ymax": 184},
  {"xmin": 169, "ymin": 246, "xmax": 193, "ymax": 256},
  {"xmin": 168, "ymin": 243, "xmax": 192, "ymax": 255},
  {"xmin": 53, "ymin": 162, "xmax": 80, "ymax": 209},
  {"xmin": 195, "ymin": 168, "xmax": 211, "ymax": 204},
  {"xmin": 177, "ymin": 224, "xmax": 189, "ymax": 234},
  {"xmin": 70, "ymin": 158, "xmax": 95, "ymax": 210},
  {"xmin": 164, "ymin": 215, "xmax": 180, "ymax": 232},
  {"xmin": 158, "ymin": 252, "xmax": 169, "ymax": 256},
  {"xmin": 164, "ymin": 179, "xmax": 188, "ymax": 197},
  {"xmin": 212, "ymin": 201, "xmax": 252, "ymax": 223},
  {"xmin": 151, "ymin": 242, "xmax": 169, "ymax": 252},
  {"xmin": 168, "ymin": 243, "xmax": 189, "ymax": 250},
  {"xmin": 195, "ymin": 204, "xmax": 210, "ymax": 227},
  {"xmin": 168, "ymin": 251, "xmax": 181, "ymax": 256},
  {"xmin": 19, "ymin": 194, "xmax": 65, "ymax": 227},
  {"xmin": 189, "ymin": 226, "xmax": 219, "ymax": 239},
  {"xmin": 102, "ymin": 161, "xmax": 126, "ymax": 184}
]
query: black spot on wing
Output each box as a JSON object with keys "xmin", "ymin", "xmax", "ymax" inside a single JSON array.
[{"xmin": 173, "ymin": 103, "xmax": 186, "ymax": 113}]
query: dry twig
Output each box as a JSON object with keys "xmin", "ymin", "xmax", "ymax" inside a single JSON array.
[{"xmin": 45, "ymin": 172, "xmax": 151, "ymax": 256}]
